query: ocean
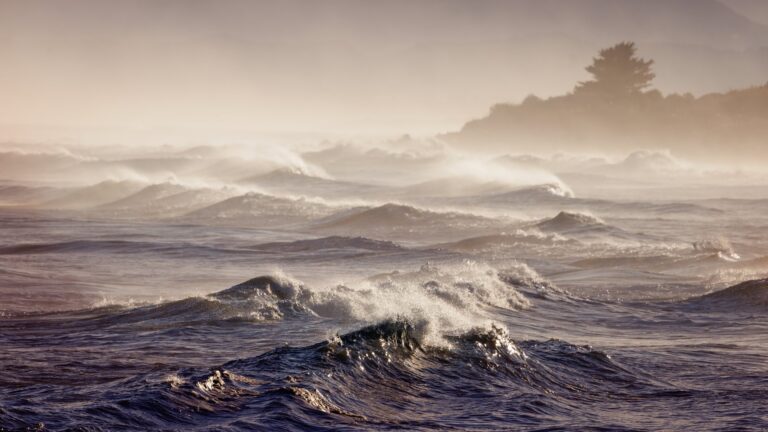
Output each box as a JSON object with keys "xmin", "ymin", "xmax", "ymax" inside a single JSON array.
[{"xmin": 1, "ymin": 146, "xmax": 767, "ymax": 431}]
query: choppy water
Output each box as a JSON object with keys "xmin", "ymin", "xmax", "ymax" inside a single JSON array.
[
  {"xmin": 2, "ymin": 146, "xmax": 768, "ymax": 430},
  {"xmin": 1, "ymin": 205, "xmax": 767, "ymax": 431}
]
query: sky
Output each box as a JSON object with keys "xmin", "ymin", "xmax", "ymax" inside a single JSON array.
[{"xmin": 2, "ymin": 0, "xmax": 768, "ymax": 143}]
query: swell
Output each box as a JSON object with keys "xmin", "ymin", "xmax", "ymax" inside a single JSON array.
[
  {"xmin": 0, "ymin": 239, "xmax": 254, "ymax": 257},
  {"xmin": 683, "ymin": 278, "xmax": 768, "ymax": 311},
  {"xmin": 17, "ymin": 262, "xmax": 548, "ymax": 337},
  {"xmin": 314, "ymin": 203, "xmax": 504, "ymax": 240},
  {"xmin": 162, "ymin": 320, "xmax": 671, "ymax": 428},
  {"xmin": 249, "ymin": 236, "xmax": 405, "ymax": 253},
  {"xmin": 0, "ymin": 319, "xmax": 664, "ymax": 430}
]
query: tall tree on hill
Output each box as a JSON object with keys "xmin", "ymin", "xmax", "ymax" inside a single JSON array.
[{"xmin": 575, "ymin": 42, "xmax": 655, "ymax": 97}]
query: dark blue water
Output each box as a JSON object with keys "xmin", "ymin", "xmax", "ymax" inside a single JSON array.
[{"xmin": 1, "ymin": 208, "xmax": 767, "ymax": 431}]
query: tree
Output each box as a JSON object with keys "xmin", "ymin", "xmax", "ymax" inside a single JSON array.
[{"xmin": 575, "ymin": 42, "xmax": 655, "ymax": 97}]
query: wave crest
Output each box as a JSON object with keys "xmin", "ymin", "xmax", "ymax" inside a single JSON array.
[
  {"xmin": 686, "ymin": 278, "xmax": 768, "ymax": 310},
  {"xmin": 89, "ymin": 262, "xmax": 544, "ymax": 345}
]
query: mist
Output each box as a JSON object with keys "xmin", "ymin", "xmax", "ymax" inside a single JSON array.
[{"xmin": 3, "ymin": 0, "xmax": 768, "ymax": 140}]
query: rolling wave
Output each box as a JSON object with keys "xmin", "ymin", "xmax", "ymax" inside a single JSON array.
[
  {"xmin": 73, "ymin": 262, "xmax": 540, "ymax": 340},
  {"xmin": 0, "ymin": 240, "xmax": 161, "ymax": 255},
  {"xmin": 435, "ymin": 229, "xmax": 573, "ymax": 252},
  {"xmin": 95, "ymin": 182, "xmax": 241, "ymax": 218},
  {"xmin": 0, "ymin": 239, "xmax": 246, "ymax": 258},
  {"xmin": 249, "ymin": 236, "xmax": 405, "ymax": 253},
  {"xmin": 43, "ymin": 180, "xmax": 145, "ymax": 209},
  {"xmin": 536, "ymin": 210, "xmax": 604, "ymax": 232},
  {"xmin": 318, "ymin": 203, "xmax": 492, "ymax": 229},
  {"xmin": 239, "ymin": 168, "xmax": 383, "ymax": 199},
  {"xmin": 315, "ymin": 203, "xmax": 505, "ymax": 241},
  {"xmin": 181, "ymin": 191, "xmax": 339, "ymax": 227},
  {"xmin": 3, "ymin": 319, "xmax": 662, "ymax": 430},
  {"xmin": 685, "ymin": 278, "xmax": 768, "ymax": 310}
]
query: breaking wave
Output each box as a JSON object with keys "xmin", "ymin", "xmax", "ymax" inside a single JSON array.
[
  {"xmin": 692, "ymin": 238, "xmax": 741, "ymax": 261},
  {"xmin": 81, "ymin": 262, "xmax": 541, "ymax": 345}
]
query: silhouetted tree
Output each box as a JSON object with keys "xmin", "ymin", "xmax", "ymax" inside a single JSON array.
[{"xmin": 576, "ymin": 42, "xmax": 655, "ymax": 96}]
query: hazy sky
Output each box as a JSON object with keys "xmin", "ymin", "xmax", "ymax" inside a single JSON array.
[{"xmin": 2, "ymin": 0, "xmax": 768, "ymax": 142}]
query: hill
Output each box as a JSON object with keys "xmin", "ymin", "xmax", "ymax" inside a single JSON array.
[{"xmin": 444, "ymin": 42, "xmax": 768, "ymax": 165}]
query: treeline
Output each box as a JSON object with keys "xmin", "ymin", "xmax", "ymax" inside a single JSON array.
[{"xmin": 445, "ymin": 42, "xmax": 768, "ymax": 163}]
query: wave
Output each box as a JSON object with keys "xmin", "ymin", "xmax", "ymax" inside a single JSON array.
[
  {"xmin": 493, "ymin": 183, "xmax": 575, "ymax": 200},
  {"xmin": 75, "ymin": 319, "xmax": 655, "ymax": 430},
  {"xmin": 685, "ymin": 278, "xmax": 768, "ymax": 311},
  {"xmin": 316, "ymin": 203, "xmax": 503, "ymax": 240},
  {"xmin": 692, "ymin": 238, "xmax": 740, "ymax": 261},
  {"xmin": 604, "ymin": 201, "xmax": 726, "ymax": 217},
  {"xmin": 0, "ymin": 150, "xmax": 87, "ymax": 183},
  {"xmin": 181, "ymin": 191, "xmax": 339, "ymax": 227},
  {"xmin": 239, "ymin": 167, "xmax": 331, "ymax": 188},
  {"xmin": 0, "ymin": 239, "xmax": 249, "ymax": 258},
  {"xmin": 357, "ymin": 261, "xmax": 533, "ymax": 342},
  {"xmin": 0, "ymin": 240, "xmax": 156, "ymax": 255},
  {"xmin": 448, "ymin": 184, "xmax": 575, "ymax": 209},
  {"xmin": 0, "ymin": 184, "xmax": 62, "ymax": 206},
  {"xmin": 42, "ymin": 180, "xmax": 145, "ymax": 209},
  {"xmin": 696, "ymin": 197, "xmax": 768, "ymax": 212},
  {"xmin": 398, "ymin": 177, "xmax": 574, "ymax": 201},
  {"xmin": 238, "ymin": 168, "xmax": 382, "ymax": 199},
  {"xmin": 435, "ymin": 229, "xmax": 573, "ymax": 252},
  {"xmin": 94, "ymin": 182, "xmax": 241, "ymax": 218},
  {"xmin": 249, "ymin": 236, "xmax": 405, "ymax": 253},
  {"xmin": 81, "ymin": 262, "xmax": 539, "ymax": 341},
  {"xmin": 536, "ymin": 211, "xmax": 605, "ymax": 232},
  {"xmin": 101, "ymin": 182, "xmax": 189, "ymax": 206},
  {"xmin": 530, "ymin": 211, "xmax": 666, "ymax": 247},
  {"xmin": 319, "ymin": 203, "xmax": 444, "ymax": 228},
  {"xmin": 83, "ymin": 275, "xmax": 312, "ymax": 328},
  {"xmin": 398, "ymin": 177, "xmax": 514, "ymax": 198},
  {"xmin": 497, "ymin": 263, "xmax": 570, "ymax": 300}
]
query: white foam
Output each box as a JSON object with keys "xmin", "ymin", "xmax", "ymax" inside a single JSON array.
[{"xmin": 216, "ymin": 261, "xmax": 537, "ymax": 347}]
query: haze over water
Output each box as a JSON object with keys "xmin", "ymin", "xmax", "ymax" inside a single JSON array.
[{"xmin": 2, "ymin": 1, "xmax": 768, "ymax": 430}]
